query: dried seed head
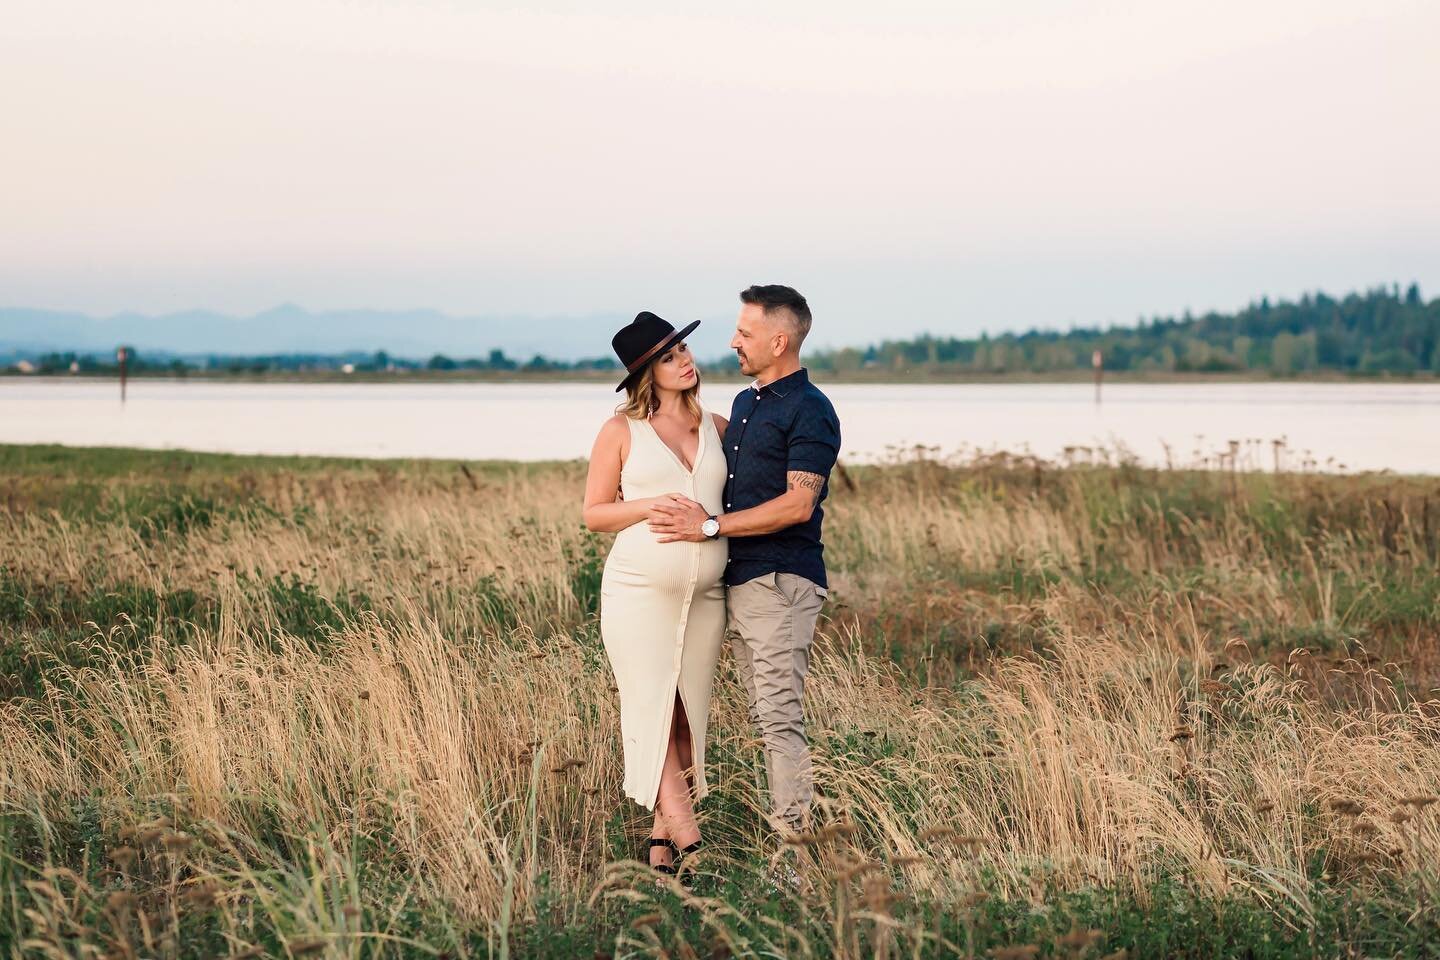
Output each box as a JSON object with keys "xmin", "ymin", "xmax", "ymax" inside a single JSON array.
[
  {"xmin": 1328, "ymin": 799, "xmax": 1364, "ymax": 818},
  {"xmin": 839, "ymin": 859, "xmax": 883, "ymax": 882},
  {"xmin": 631, "ymin": 912, "xmax": 663, "ymax": 929},
  {"xmin": 161, "ymin": 831, "xmax": 195, "ymax": 852},
  {"xmin": 861, "ymin": 875, "xmax": 900, "ymax": 912},
  {"xmin": 991, "ymin": 946, "xmax": 1040, "ymax": 960},
  {"xmin": 108, "ymin": 846, "xmax": 138, "ymax": 867},
  {"xmin": 105, "ymin": 891, "xmax": 140, "ymax": 912},
  {"xmin": 1401, "ymin": 795, "xmax": 1439, "ymax": 810}
]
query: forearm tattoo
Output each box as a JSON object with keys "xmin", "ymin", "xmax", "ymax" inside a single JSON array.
[{"xmin": 787, "ymin": 470, "xmax": 825, "ymax": 505}]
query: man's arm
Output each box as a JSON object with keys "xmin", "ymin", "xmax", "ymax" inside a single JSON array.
[
  {"xmin": 648, "ymin": 471, "xmax": 823, "ymax": 542},
  {"xmin": 650, "ymin": 395, "xmax": 839, "ymax": 543}
]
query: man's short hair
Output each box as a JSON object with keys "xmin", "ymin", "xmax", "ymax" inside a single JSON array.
[{"xmin": 739, "ymin": 284, "xmax": 811, "ymax": 348}]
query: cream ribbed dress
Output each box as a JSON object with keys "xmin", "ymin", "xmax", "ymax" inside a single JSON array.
[{"xmin": 599, "ymin": 411, "xmax": 728, "ymax": 811}]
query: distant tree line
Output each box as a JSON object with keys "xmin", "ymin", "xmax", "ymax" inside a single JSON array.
[
  {"xmin": 10, "ymin": 285, "xmax": 1436, "ymax": 378},
  {"xmin": 12, "ymin": 348, "xmax": 619, "ymax": 376},
  {"xmin": 804, "ymin": 285, "xmax": 1440, "ymax": 376}
]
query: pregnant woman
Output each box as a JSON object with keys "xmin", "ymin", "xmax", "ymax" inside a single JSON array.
[{"xmin": 582, "ymin": 311, "xmax": 729, "ymax": 878}]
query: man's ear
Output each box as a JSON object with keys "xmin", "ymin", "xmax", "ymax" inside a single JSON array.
[{"xmin": 773, "ymin": 331, "xmax": 789, "ymax": 357}]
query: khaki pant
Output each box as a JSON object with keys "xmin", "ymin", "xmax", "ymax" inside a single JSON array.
[{"xmin": 726, "ymin": 570, "xmax": 827, "ymax": 834}]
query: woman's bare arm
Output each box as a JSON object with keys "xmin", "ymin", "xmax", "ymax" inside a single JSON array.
[{"xmin": 582, "ymin": 415, "xmax": 687, "ymax": 532}]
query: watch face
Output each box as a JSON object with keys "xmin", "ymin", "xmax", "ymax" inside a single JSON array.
[{"xmin": 702, "ymin": 518, "xmax": 719, "ymax": 537}]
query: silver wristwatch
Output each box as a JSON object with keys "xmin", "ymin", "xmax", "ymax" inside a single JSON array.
[{"xmin": 701, "ymin": 515, "xmax": 720, "ymax": 539}]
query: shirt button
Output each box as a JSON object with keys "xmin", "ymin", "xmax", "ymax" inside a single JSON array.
[
  {"xmin": 742, "ymin": 418, "xmax": 747, "ymax": 424},
  {"xmin": 728, "ymin": 474, "xmax": 734, "ymax": 478},
  {"xmin": 726, "ymin": 503, "xmax": 731, "ymax": 508}
]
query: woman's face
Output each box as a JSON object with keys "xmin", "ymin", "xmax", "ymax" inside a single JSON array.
[{"xmin": 652, "ymin": 341, "xmax": 698, "ymax": 392}]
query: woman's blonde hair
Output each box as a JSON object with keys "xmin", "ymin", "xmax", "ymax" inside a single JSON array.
[{"xmin": 616, "ymin": 356, "xmax": 704, "ymax": 423}]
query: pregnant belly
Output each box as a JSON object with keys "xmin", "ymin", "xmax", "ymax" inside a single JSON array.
[{"xmin": 602, "ymin": 525, "xmax": 728, "ymax": 598}]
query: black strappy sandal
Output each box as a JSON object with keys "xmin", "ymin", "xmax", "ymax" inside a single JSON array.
[
  {"xmin": 672, "ymin": 838, "xmax": 702, "ymax": 887},
  {"xmin": 647, "ymin": 837, "xmax": 679, "ymax": 875}
]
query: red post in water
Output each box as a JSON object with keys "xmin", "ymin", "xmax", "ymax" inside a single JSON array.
[
  {"xmin": 1092, "ymin": 349, "xmax": 1103, "ymax": 404},
  {"xmin": 117, "ymin": 346, "xmax": 128, "ymax": 404}
]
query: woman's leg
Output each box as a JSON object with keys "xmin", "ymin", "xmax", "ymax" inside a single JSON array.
[
  {"xmin": 673, "ymin": 691, "xmax": 694, "ymax": 786},
  {"xmin": 653, "ymin": 693, "xmax": 696, "ymax": 869},
  {"xmin": 654, "ymin": 691, "xmax": 701, "ymax": 850}
]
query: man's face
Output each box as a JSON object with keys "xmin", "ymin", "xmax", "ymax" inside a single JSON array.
[{"xmin": 729, "ymin": 303, "xmax": 781, "ymax": 378}]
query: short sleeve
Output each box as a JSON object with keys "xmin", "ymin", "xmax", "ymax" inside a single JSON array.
[{"xmin": 787, "ymin": 396, "xmax": 840, "ymax": 477}]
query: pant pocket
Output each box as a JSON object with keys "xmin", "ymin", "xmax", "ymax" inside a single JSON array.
[
  {"xmin": 750, "ymin": 570, "xmax": 785, "ymax": 602},
  {"xmin": 776, "ymin": 572, "xmax": 824, "ymax": 607}
]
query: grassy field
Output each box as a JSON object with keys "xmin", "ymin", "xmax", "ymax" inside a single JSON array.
[{"xmin": 2, "ymin": 443, "xmax": 1439, "ymax": 958}]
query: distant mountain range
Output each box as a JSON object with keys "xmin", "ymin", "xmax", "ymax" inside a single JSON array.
[
  {"xmin": 6, "ymin": 285, "xmax": 1438, "ymax": 377},
  {"xmin": 0, "ymin": 304, "xmax": 738, "ymax": 363}
]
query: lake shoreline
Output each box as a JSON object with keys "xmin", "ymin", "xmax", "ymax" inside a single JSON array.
[{"xmin": 4, "ymin": 368, "xmax": 1438, "ymax": 386}]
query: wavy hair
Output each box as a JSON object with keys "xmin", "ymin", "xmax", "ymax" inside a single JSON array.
[{"xmin": 615, "ymin": 357, "xmax": 704, "ymax": 424}]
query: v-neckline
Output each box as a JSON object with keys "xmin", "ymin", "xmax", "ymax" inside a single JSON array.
[{"xmin": 645, "ymin": 415, "xmax": 704, "ymax": 476}]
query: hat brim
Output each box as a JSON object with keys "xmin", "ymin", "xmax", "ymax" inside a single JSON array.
[{"xmin": 614, "ymin": 319, "xmax": 702, "ymax": 392}]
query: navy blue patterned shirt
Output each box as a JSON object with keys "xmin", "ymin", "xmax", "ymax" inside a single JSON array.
[{"xmin": 721, "ymin": 368, "xmax": 841, "ymax": 589}]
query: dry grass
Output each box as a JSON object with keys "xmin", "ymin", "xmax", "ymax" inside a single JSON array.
[{"xmin": 1, "ymin": 444, "xmax": 1439, "ymax": 956}]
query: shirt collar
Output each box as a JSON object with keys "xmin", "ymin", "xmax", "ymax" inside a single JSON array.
[{"xmin": 747, "ymin": 367, "xmax": 809, "ymax": 398}]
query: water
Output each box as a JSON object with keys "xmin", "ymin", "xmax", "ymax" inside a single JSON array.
[{"xmin": 2, "ymin": 379, "xmax": 1438, "ymax": 474}]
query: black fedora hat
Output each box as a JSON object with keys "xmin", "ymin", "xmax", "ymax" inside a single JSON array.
[{"xmin": 611, "ymin": 311, "xmax": 701, "ymax": 393}]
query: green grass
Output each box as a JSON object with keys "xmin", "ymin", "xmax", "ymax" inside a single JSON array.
[{"xmin": 5, "ymin": 443, "xmax": 1440, "ymax": 957}]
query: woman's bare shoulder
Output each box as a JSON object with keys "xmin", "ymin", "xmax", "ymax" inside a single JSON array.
[
  {"xmin": 593, "ymin": 413, "xmax": 632, "ymax": 456},
  {"xmin": 597, "ymin": 412, "xmax": 636, "ymax": 436}
]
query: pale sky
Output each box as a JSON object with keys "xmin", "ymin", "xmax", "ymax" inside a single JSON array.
[{"xmin": 3, "ymin": 0, "xmax": 1437, "ymax": 349}]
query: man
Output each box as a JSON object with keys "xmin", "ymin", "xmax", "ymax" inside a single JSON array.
[{"xmin": 650, "ymin": 283, "xmax": 841, "ymax": 841}]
